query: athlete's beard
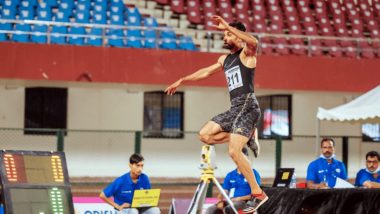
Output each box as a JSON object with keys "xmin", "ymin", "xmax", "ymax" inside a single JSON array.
[{"xmin": 223, "ymin": 42, "xmax": 233, "ymax": 50}]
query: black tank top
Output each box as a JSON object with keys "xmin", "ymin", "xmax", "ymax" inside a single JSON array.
[{"xmin": 223, "ymin": 49, "xmax": 255, "ymax": 100}]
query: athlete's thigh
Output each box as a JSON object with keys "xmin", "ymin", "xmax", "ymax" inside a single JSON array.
[
  {"xmin": 212, "ymin": 114, "xmax": 235, "ymax": 134},
  {"xmin": 199, "ymin": 121, "xmax": 223, "ymax": 136},
  {"xmin": 232, "ymin": 96, "xmax": 261, "ymax": 138}
]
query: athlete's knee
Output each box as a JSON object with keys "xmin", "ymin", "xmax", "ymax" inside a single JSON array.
[
  {"xmin": 228, "ymin": 146, "xmax": 241, "ymax": 161},
  {"xmin": 199, "ymin": 133, "xmax": 212, "ymax": 144}
]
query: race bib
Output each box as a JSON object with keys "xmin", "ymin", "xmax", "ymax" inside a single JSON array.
[{"xmin": 225, "ymin": 66, "xmax": 243, "ymax": 91}]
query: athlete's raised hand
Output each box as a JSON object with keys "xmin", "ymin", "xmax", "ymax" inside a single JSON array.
[
  {"xmin": 212, "ymin": 15, "xmax": 229, "ymax": 31},
  {"xmin": 165, "ymin": 79, "xmax": 183, "ymax": 95}
]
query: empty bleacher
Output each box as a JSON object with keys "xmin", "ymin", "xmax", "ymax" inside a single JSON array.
[
  {"xmin": 146, "ymin": 0, "xmax": 380, "ymax": 58},
  {"xmin": 1, "ymin": 0, "xmax": 380, "ymax": 58},
  {"xmin": 0, "ymin": 0, "xmax": 198, "ymax": 50}
]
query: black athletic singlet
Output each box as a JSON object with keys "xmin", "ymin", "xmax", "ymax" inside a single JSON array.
[{"xmin": 223, "ymin": 49, "xmax": 255, "ymax": 100}]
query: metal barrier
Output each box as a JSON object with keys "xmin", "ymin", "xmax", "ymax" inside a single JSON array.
[{"xmin": 0, "ymin": 127, "xmax": 366, "ymax": 167}]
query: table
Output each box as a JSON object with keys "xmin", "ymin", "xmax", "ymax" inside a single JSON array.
[{"xmin": 259, "ymin": 188, "xmax": 380, "ymax": 214}]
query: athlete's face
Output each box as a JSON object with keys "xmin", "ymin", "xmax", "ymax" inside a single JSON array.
[
  {"xmin": 321, "ymin": 140, "xmax": 335, "ymax": 158},
  {"xmin": 129, "ymin": 161, "xmax": 144, "ymax": 178},
  {"xmin": 223, "ymin": 30, "xmax": 238, "ymax": 50},
  {"xmin": 366, "ymin": 156, "xmax": 379, "ymax": 172}
]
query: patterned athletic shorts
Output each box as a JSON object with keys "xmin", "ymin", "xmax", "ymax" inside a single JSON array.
[{"xmin": 211, "ymin": 93, "xmax": 261, "ymax": 138}]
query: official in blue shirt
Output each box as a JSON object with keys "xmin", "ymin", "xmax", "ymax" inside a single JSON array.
[
  {"xmin": 306, "ymin": 138, "xmax": 347, "ymax": 189},
  {"xmin": 206, "ymin": 148, "xmax": 261, "ymax": 214},
  {"xmin": 99, "ymin": 153, "xmax": 160, "ymax": 214},
  {"xmin": 355, "ymin": 151, "xmax": 380, "ymax": 188}
]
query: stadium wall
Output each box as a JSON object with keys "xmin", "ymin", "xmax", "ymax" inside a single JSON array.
[
  {"xmin": 0, "ymin": 43, "xmax": 379, "ymax": 178},
  {"xmin": 0, "ymin": 42, "xmax": 379, "ymax": 92}
]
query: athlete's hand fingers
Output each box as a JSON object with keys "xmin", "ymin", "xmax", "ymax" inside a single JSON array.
[
  {"xmin": 211, "ymin": 15, "xmax": 222, "ymax": 21},
  {"xmin": 212, "ymin": 24, "xmax": 221, "ymax": 29},
  {"xmin": 169, "ymin": 88, "xmax": 176, "ymax": 95},
  {"xmin": 165, "ymin": 87, "xmax": 176, "ymax": 95}
]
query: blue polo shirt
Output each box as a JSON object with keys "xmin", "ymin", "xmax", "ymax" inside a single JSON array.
[
  {"xmin": 222, "ymin": 169, "xmax": 261, "ymax": 198},
  {"xmin": 103, "ymin": 172, "xmax": 151, "ymax": 205},
  {"xmin": 306, "ymin": 157, "xmax": 347, "ymax": 188},
  {"xmin": 355, "ymin": 169, "xmax": 380, "ymax": 187}
]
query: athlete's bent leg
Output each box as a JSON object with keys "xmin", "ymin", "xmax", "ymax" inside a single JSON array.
[
  {"xmin": 199, "ymin": 121, "xmax": 230, "ymax": 145},
  {"xmin": 228, "ymin": 134, "xmax": 268, "ymax": 213},
  {"xmin": 228, "ymin": 134, "xmax": 261, "ymax": 194}
]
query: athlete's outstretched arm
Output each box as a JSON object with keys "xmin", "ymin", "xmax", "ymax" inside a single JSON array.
[
  {"xmin": 165, "ymin": 55, "xmax": 225, "ymax": 95},
  {"xmin": 212, "ymin": 15, "xmax": 258, "ymax": 54}
]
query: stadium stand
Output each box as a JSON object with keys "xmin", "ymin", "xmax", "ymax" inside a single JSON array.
[
  {"xmin": 0, "ymin": 0, "xmax": 379, "ymax": 57},
  {"xmin": 0, "ymin": 0, "xmax": 197, "ymax": 50}
]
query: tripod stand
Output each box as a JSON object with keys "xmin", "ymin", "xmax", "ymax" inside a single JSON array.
[{"xmin": 187, "ymin": 145, "xmax": 238, "ymax": 214}]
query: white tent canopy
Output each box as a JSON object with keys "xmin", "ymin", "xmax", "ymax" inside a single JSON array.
[
  {"xmin": 315, "ymin": 85, "xmax": 380, "ymax": 154},
  {"xmin": 317, "ymin": 85, "xmax": 380, "ymax": 123}
]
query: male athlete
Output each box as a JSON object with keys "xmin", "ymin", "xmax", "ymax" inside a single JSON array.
[{"xmin": 165, "ymin": 15, "xmax": 268, "ymax": 213}]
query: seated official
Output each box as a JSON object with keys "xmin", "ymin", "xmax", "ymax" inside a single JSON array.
[
  {"xmin": 99, "ymin": 153, "xmax": 160, "ymax": 214},
  {"xmin": 355, "ymin": 151, "xmax": 380, "ymax": 188},
  {"xmin": 306, "ymin": 138, "xmax": 347, "ymax": 189},
  {"xmin": 206, "ymin": 147, "xmax": 261, "ymax": 214}
]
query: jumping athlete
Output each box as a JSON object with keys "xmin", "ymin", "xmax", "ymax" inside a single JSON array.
[{"xmin": 165, "ymin": 15, "xmax": 268, "ymax": 213}]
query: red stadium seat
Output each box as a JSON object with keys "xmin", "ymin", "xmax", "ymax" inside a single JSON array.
[
  {"xmin": 235, "ymin": 0, "xmax": 251, "ymax": 32},
  {"xmin": 260, "ymin": 37, "xmax": 275, "ymax": 55},
  {"xmin": 251, "ymin": 0, "xmax": 266, "ymax": 18},
  {"xmin": 358, "ymin": 40, "xmax": 376, "ymax": 59},
  {"xmin": 273, "ymin": 37, "xmax": 290, "ymax": 55},
  {"xmin": 267, "ymin": 0, "xmax": 289, "ymax": 56},
  {"xmin": 155, "ymin": 0, "xmax": 169, "ymax": 5},
  {"xmin": 171, "ymin": 0, "xmax": 185, "ymax": 14},
  {"xmin": 267, "ymin": 2, "xmax": 284, "ymax": 28},
  {"xmin": 187, "ymin": 0, "xmax": 202, "ymax": 24},
  {"xmin": 326, "ymin": 0, "xmax": 357, "ymax": 58},
  {"xmin": 218, "ymin": 0, "xmax": 234, "ymax": 23},
  {"xmin": 373, "ymin": 0, "xmax": 380, "ymax": 18},
  {"xmin": 235, "ymin": 0, "xmax": 249, "ymax": 10},
  {"xmin": 308, "ymin": 39, "xmax": 324, "ymax": 56},
  {"xmin": 312, "ymin": 0, "xmax": 346, "ymax": 57},
  {"xmin": 288, "ymin": 25, "xmax": 307, "ymax": 55},
  {"xmin": 203, "ymin": 0, "xmax": 217, "ymax": 30},
  {"xmin": 342, "ymin": 0, "xmax": 372, "ymax": 57},
  {"xmin": 251, "ymin": 0, "xmax": 268, "ymax": 34},
  {"xmin": 267, "ymin": 0, "xmax": 286, "ymax": 56},
  {"xmin": 252, "ymin": 18, "xmax": 267, "ymax": 34},
  {"xmin": 279, "ymin": 0, "xmax": 307, "ymax": 55},
  {"xmin": 357, "ymin": 0, "xmax": 380, "ymax": 39},
  {"xmin": 297, "ymin": 5, "xmax": 317, "ymax": 34}
]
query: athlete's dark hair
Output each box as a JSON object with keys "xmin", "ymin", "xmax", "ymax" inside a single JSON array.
[
  {"xmin": 129, "ymin": 153, "xmax": 144, "ymax": 164},
  {"xmin": 229, "ymin": 21, "xmax": 246, "ymax": 32},
  {"xmin": 366, "ymin": 151, "xmax": 380, "ymax": 161},
  {"xmin": 320, "ymin": 137, "xmax": 335, "ymax": 147}
]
